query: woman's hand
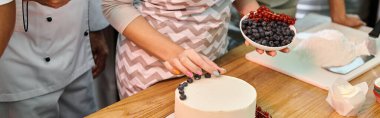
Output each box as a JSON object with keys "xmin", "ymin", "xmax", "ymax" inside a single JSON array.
[
  {"xmin": 332, "ymin": 15, "xmax": 364, "ymax": 28},
  {"xmin": 122, "ymin": 16, "xmax": 226, "ymax": 77},
  {"xmin": 244, "ymin": 41, "xmax": 290, "ymax": 56},
  {"xmin": 237, "ymin": 1, "xmax": 290, "ymax": 56},
  {"xmin": 163, "ymin": 49, "xmax": 226, "ymax": 77},
  {"xmin": 329, "ymin": 0, "xmax": 364, "ymax": 28}
]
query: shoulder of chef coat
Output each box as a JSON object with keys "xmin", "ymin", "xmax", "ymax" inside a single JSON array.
[
  {"xmin": 89, "ymin": 0, "xmax": 109, "ymax": 31},
  {"xmin": 0, "ymin": 0, "xmax": 12, "ymax": 5}
]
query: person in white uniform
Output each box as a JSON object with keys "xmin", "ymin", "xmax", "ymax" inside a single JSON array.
[{"xmin": 0, "ymin": 0, "xmax": 109, "ymax": 117}]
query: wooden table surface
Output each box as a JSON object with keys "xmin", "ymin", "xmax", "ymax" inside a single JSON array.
[{"xmin": 87, "ymin": 27, "xmax": 380, "ymax": 118}]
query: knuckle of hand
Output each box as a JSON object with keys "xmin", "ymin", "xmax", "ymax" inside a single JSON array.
[{"xmin": 179, "ymin": 56, "xmax": 186, "ymax": 62}]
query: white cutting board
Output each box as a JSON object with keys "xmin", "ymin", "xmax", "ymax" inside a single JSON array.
[{"xmin": 245, "ymin": 23, "xmax": 380, "ymax": 90}]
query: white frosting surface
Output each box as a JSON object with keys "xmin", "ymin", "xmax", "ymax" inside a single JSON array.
[{"xmin": 175, "ymin": 75, "xmax": 256, "ymax": 118}]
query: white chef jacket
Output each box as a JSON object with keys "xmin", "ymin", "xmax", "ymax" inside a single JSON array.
[{"xmin": 0, "ymin": 0, "xmax": 108, "ymax": 102}]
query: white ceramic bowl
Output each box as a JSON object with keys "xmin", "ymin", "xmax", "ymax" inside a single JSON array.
[{"xmin": 239, "ymin": 15, "xmax": 297, "ymax": 51}]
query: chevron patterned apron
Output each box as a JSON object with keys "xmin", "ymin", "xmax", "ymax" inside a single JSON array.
[{"xmin": 116, "ymin": 0, "xmax": 233, "ymax": 98}]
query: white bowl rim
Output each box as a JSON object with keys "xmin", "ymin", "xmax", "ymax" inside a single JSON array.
[{"xmin": 239, "ymin": 14, "xmax": 297, "ymax": 51}]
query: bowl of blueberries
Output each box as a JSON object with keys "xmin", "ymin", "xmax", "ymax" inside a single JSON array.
[{"xmin": 240, "ymin": 6, "xmax": 297, "ymax": 51}]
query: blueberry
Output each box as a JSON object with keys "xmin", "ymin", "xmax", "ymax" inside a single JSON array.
[
  {"xmin": 276, "ymin": 28, "xmax": 281, "ymax": 32},
  {"xmin": 271, "ymin": 28, "xmax": 277, "ymax": 32},
  {"xmin": 187, "ymin": 78, "xmax": 193, "ymax": 83},
  {"xmin": 274, "ymin": 41, "xmax": 279, "ymax": 45},
  {"xmin": 242, "ymin": 20, "xmax": 248, "ymax": 25},
  {"xmin": 290, "ymin": 31, "xmax": 295, "ymax": 36},
  {"xmin": 281, "ymin": 41, "xmax": 287, "ymax": 46},
  {"xmin": 281, "ymin": 22, "xmax": 287, "ymax": 26},
  {"xmin": 179, "ymin": 90, "xmax": 185, "ymax": 94},
  {"xmin": 247, "ymin": 35, "xmax": 253, "ymax": 38},
  {"xmin": 255, "ymin": 40, "xmax": 262, "ymax": 44},
  {"xmin": 252, "ymin": 29, "xmax": 258, "ymax": 33},
  {"xmin": 178, "ymin": 85, "xmax": 184, "ymax": 91},
  {"xmin": 282, "ymin": 31, "xmax": 287, "ymax": 35},
  {"xmin": 243, "ymin": 30, "xmax": 248, "ymax": 34},
  {"xmin": 260, "ymin": 32, "xmax": 265, "ymax": 38},
  {"xmin": 269, "ymin": 41, "xmax": 274, "ymax": 47},
  {"xmin": 261, "ymin": 40, "xmax": 267, "ymax": 45},
  {"xmin": 180, "ymin": 94, "xmax": 187, "ymax": 100},
  {"xmin": 273, "ymin": 35, "xmax": 280, "ymax": 41},
  {"xmin": 265, "ymin": 31, "xmax": 271, "ymax": 36},
  {"xmin": 279, "ymin": 35, "xmax": 284, "ymax": 40},
  {"xmin": 254, "ymin": 33, "xmax": 260, "ymax": 39},
  {"xmin": 247, "ymin": 30, "xmax": 252, "ymax": 35},
  {"xmin": 273, "ymin": 23, "xmax": 277, "ymax": 27},
  {"xmin": 182, "ymin": 82, "xmax": 188, "ymax": 87},
  {"xmin": 242, "ymin": 25, "xmax": 247, "ymax": 30},
  {"xmin": 179, "ymin": 83, "xmax": 187, "ymax": 88},
  {"xmin": 288, "ymin": 36, "xmax": 294, "ymax": 40},
  {"xmin": 262, "ymin": 21, "xmax": 267, "ymax": 26},
  {"xmin": 248, "ymin": 20, "xmax": 253, "ymax": 26},
  {"xmin": 285, "ymin": 30, "xmax": 290, "ymax": 35},
  {"xmin": 194, "ymin": 74, "xmax": 201, "ymax": 80},
  {"xmin": 282, "ymin": 40, "xmax": 290, "ymax": 45},
  {"xmin": 252, "ymin": 22, "xmax": 257, "ymax": 27},
  {"xmin": 258, "ymin": 28, "xmax": 264, "ymax": 33},
  {"xmin": 267, "ymin": 27, "xmax": 272, "ymax": 31},
  {"xmin": 204, "ymin": 73, "xmax": 211, "ymax": 78}
]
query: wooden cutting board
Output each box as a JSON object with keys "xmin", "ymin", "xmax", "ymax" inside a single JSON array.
[{"xmin": 245, "ymin": 23, "xmax": 380, "ymax": 90}]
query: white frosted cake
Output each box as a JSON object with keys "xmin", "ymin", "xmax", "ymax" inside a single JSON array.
[{"xmin": 175, "ymin": 75, "xmax": 257, "ymax": 118}]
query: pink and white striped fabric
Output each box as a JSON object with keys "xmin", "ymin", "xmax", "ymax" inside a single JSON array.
[{"xmin": 116, "ymin": 0, "xmax": 233, "ymax": 98}]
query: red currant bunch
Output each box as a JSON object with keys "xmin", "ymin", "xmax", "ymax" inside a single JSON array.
[{"xmin": 248, "ymin": 6, "xmax": 296, "ymax": 25}]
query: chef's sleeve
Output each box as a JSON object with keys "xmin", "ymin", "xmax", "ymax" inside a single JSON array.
[
  {"xmin": 89, "ymin": 0, "xmax": 110, "ymax": 31},
  {"xmin": 102, "ymin": 0, "xmax": 141, "ymax": 34}
]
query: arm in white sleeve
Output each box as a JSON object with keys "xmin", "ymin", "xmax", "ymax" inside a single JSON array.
[
  {"xmin": 102, "ymin": 0, "xmax": 141, "ymax": 33},
  {"xmin": 89, "ymin": 0, "xmax": 109, "ymax": 31}
]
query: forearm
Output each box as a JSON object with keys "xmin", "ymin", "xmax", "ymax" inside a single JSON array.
[
  {"xmin": 233, "ymin": 0, "xmax": 260, "ymax": 15},
  {"xmin": 0, "ymin": 1, "xmax": 15, "ymax": 57},
  {"xmin": 329, "ymin": 0, "xmax": 346, "ymax": 22},
  {"xmin": 122, "ymin": 16, "xmax": 184, "ymax": 61},
  {"xmin": 102, "ymin": 0, "xmax": 182, "ymax": 60}
]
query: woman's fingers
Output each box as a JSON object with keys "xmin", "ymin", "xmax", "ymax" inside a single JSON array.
[
  {"xmin": 163, "ymin": 61, "xmax": 180, "ymax": 75},
  {"xmin": 255, "ymin": 48, "xmax": 264, "ymax": 54},
  {"xmin": 265, "ymin": 51, "xmax": 277, "ymax": 56},
  {"xmin": 179, "ymin": 55, "xmax": 202, "ymax": 75},
  {"xmin": 256, "ymin": 47, "xmax": 289, "ymax": 56},
  {"xmin": 245, "ymin": 41, "xmax": 250, "ymax": 46},
  {"xmin": 200, "ymin": 55, "xmax": 226, "ymax": 74},
  {"xmin": 163, "ymin": 49, "xmax": 225, "ymax": 77},
  {"xmin": 280, "ymin": 47, "xmax": 290, "ymax": 53},
  {"xmin": 185, "ymin": 50, "xmax": 217, "ymax": 74},
  {"xmin": 170, "ymin": 58, "xmax": 193, "ymax": 77}
]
